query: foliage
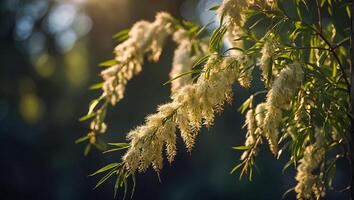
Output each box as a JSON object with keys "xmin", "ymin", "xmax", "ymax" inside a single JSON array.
[{"xmin": 78, "ymin": 0, "xmax": 351, "ymax": 199}]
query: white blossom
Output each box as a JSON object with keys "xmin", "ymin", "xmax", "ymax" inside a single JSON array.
[
  {"xmin": 241, "ymin": 102, "xmax": 267, "ymax": 160},
  {"xmin": 218, "ymin": 1, "xmax": 256, "ymax": 88},
  {"xmin": 218, "ymin": 0, "xmax": 252, "ymax": 27},
  {"xmin": 260, "ymin": 37, "xmax": 277, "ymax": 85},
  {"xmin": 101, "ymin": 12, "xmax": 174, "ymax": 106},
  {"xmin": 263, "ymin": 62, "xmax": 303, "ymax": 154},
  {"xmin": 122, "ymin": 54, "xmax": 243, "ymax": 172},
  {"xmin": 295, "ymin": 128, "xmax": 326, "ymax": 199},
  {"xmin": 169, "ymin": 29, "xmax": 207, "ymax": 93},
  {"xmin": 241, "ymin": 109, "xmax": 257, "ymax": 160}
]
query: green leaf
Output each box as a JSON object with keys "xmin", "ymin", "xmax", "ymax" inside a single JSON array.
[
  {"xmin": 249, "ymin": 17, "xmax": 266, "ymax": 30},
  {"xmin": 88, "ymin": 99, "xmax": 100, "ymax": 115},
  {"xmin": 93, "ymin": 138, "xmax": 108, "ymax": 151},
  {"xmin": 93, "ymin": 168, "xmax": 117, "ymax": 189},
  {"xmin": 84, "ymin": 144, "xmax": 92, "ymax": 156},
  {"xmin": 75, "ymin": 135, "xmax": 89, "ymax": 144},
  {"xmin": 208, "ymin": 5, "xmax": 220, "ymax": 11},
  {"xmin": 108, "ymin": 142, "xmax": 130, "ymax": 148},
  {"xmin": 209, "ymin": 25, "xmax": 227, "ymax": 52},
  {"xmin": 103, "ymin": 147, "xmax": 130, "ymax": 154},
  {"xmin": 204, "ymin": 68, "xmax": 210, "ymax": 79},
  {"xmin": 130, "ymin": 174, "xmax": 136, "ymax": 199},
  {"xmin": 163, "ymin": 70, "xmax": 200, "ymax": 85},
  {"xmin": 90, "ymin": 163, "xmax": 120, "ymax": 176},
  {"xmin": 238, "ymin": 96, "xmax": 253, "ymax": 114},
  {"xmin": 99, "ymin": 59, "xmax": 118, "ymax": 67},
  {"xmin": 282, "ymin": 159, "xmax": 294, "ymax": 174},
  {"xmin": 248, "ymin": 165, "xmax": 253, "ymax": 181},
  {"xmin": 326, "ymin": 164, "xmax": 336, "ymax": 189},
  {"xmin": 114, "ymin": 171, "xmax": 122, "ymax": 198},
  {"xmin": 282, "ymin": 187, "xmax": 295, "ymax": 199},
  {"xmin": 113, "ymin": 29, "xmax": 130, "ymax": 40},
  {"xmin": 346, "ymin": 5, "xmax": 351, "ymax": 18},
  {"xmin": 195, "ymin": 21, "xmax": 214, "ymax": 36},
  {"xmin": 320, "ymin": 0, "xmax": 326, "ymax": 7},
  {"xmin": 230, "ymin": 160, "xmax": 246, "ymax": 174},
  {"xmin": 223, "ymin": 47, "xmax": 244, "ymax": 55},
  {"xmin": 300, "ymin": 0, "xmax": 309, "ymax": 11},
  {"xmin": 192, "ymin": 54, "xmax": 211, "ymax": 69},
  {"xmin": 89, "ymin": 82, "xmax": 103, "ymax": 90},
  {"xmin": 123, "ymin": 173, "xmax": 128, "ymax": 200},
  {"xmin": 114, "ymin": 170, "xmax": 125, "ymax": 198},
  {"xmin": 79, "ymin": 113, "xmax": 96, "ymax": 121},
  {"xmin": 232, "ymin": 146, "xmax": 251, "ymax": 150}
]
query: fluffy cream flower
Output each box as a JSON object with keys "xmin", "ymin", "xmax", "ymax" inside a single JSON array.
[
  {"xmin": 102, "ymin": 12, "xmax": 174, "ymax": 106},
  {"xmin": 295, "ymin": 128, "xmax": 326, "ymax": 199},
  {"xmin": 218, "ymin": 0, "xmax": 252, "ymax": 26},
  {"xmin": 263, "ymin": 62, "xmax": 303, "ymax": 154},
  {"xmin": 241, "ymin": 109, "xmax": 257, "ymax": 160},
  {"xmin": 169, "ymin": 29, "xmax": 207, "ymax": 93},
  {"xmin": 260, "ymin": 37, "xmax": 276, "ymax": 86},
  {"xmin": 122, "ymin": 54, "xmax": 243, "ymax": 173}
]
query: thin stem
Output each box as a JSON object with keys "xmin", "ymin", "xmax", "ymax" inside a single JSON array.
[{"xmin": 315, "ymin": 0, "xmax": 322, "ymax": 33}]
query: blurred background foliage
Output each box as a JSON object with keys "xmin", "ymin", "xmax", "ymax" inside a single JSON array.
[{"xmin": 0, "ymin": 0, "xmax": 350, "ymax": 199}]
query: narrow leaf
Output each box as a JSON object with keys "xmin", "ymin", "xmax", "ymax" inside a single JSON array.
[
  {"xmin": 231, "ymin": 161, "xmax": 246, "ymax": 174},
  {"xmin": 75, "ymin": 135, "xmax": 89, "ymax": 144},
  {"xmin": 93, "ymin": 169, "xmax": 117, "ymax": 189},
  {"xmin": 99, "ymin": 59, "xmax": 118, "ymax": 67},
  {"xmin": 232, "ymin": 146, "xmax": 251, "ymax": 150},
  {"xmin": 84, "ymin": 144, "xmax": 91, "ymax": 156},
  {"xmin": 89, "ymin": 83, "xmax": 103, "ymax": 90},
  {"xmin": 208, "ymin": 5, "xmax": 220, "ymax": 11},
  {"xmin": 103, "ymin": 147, "xmax": 130, "ymax": 154},
  {"xmin": 79, "ymin": 113, "xmax": 96, "ymax": 122},
  {"xmin": 113, "ymin": 29, "xmax": 130, "ymax": 40},
  {"xmin": 90, "ymin": 163, "xmax": 120, "ymax": 176},
  {"xmin": 88, "ymin": 99, "xmax": 100, "ymax": 115},
  {"xmin": 282, "ymin": 187, "xmax": 295, "ymax": 199}
]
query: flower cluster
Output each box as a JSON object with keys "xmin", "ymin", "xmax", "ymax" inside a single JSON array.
[
  {"xmin": 240, "ymin": 102, "xmax": 267, "ymax": 160},
  {"xmin": 218, "ymin": 0, "xmax": 255, "ymax": 88},
  {"xmin": 218, "ymin": 0, "xmax": 248, "ymax": 56},
  {"xmin": 295, "ymin": 128, "xmax": 326, "ymax": 199},
  {"xmin": 86, "ymin": 12, "xmax": 177, "ymax": 144},
  {"xmin": 169, "ymin": 29, "xmax": 207, "ymax": 93},
  {"xmin": 217, "ymin": 0, "xmax": 251, "ymax": 27},
  {"xmin": 261, "ymin": 62, "xmax": 303, "ymax": 154},
  {"xmin": 101, "ymin": 12, "xmax": 174, "ymax": 106},
  {"xmin": 260, "ymin": 37, "xmax": 277, "ymax": 86},
  {"xmin": 246, "ymin": 62, "xmax": 303, "ymax": 155},
  {"xmin": 122, "ymin": 54, "xmax": 242, "ymax": 173}
]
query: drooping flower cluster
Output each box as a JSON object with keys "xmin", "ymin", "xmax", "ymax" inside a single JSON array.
[
  {"xmin": 122, "ymin": 55, "xmax": 242, "ymax": 173},
  {"xmin": 240, "ymin": 102, "xmax": 267, "ymax": 160},
  {"xmin": 260, "ymin": 37, "xmax": 277, "ymax": 86},
  {"xmin": 122, "ymin": 102, "xmax": 179, "ymax": 172},
  {"xmin": 241, "ymin": 109, "xmax": 257, "ymax": 160},
  {"xmin": 218, "ymin": 0, "xmax": 255, "ymax": 88},
  {"xmin": 169, "ymin": 29, "xmax": 207, "ymax": 93},
  {"xmin": 295, "ymin": 128, "xmax": 326, "ymax": 199},
  {"xmin": 217, "ymin": 0, "xmax": 251, "ymax": 27},
  {"xmin": 85, "ymin": 12, "xmax": 176, "ymax": 144},
  {"xmin": 240, "ymin": 60, "xmax": 304, "ymax": 178},
  {"xmin": 101, "ymin": 12, "xmax": 175, "ymax": 106},
  {"xmin": 261, "ymin": 62, "xmax": 303, "ymax": 154}
]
